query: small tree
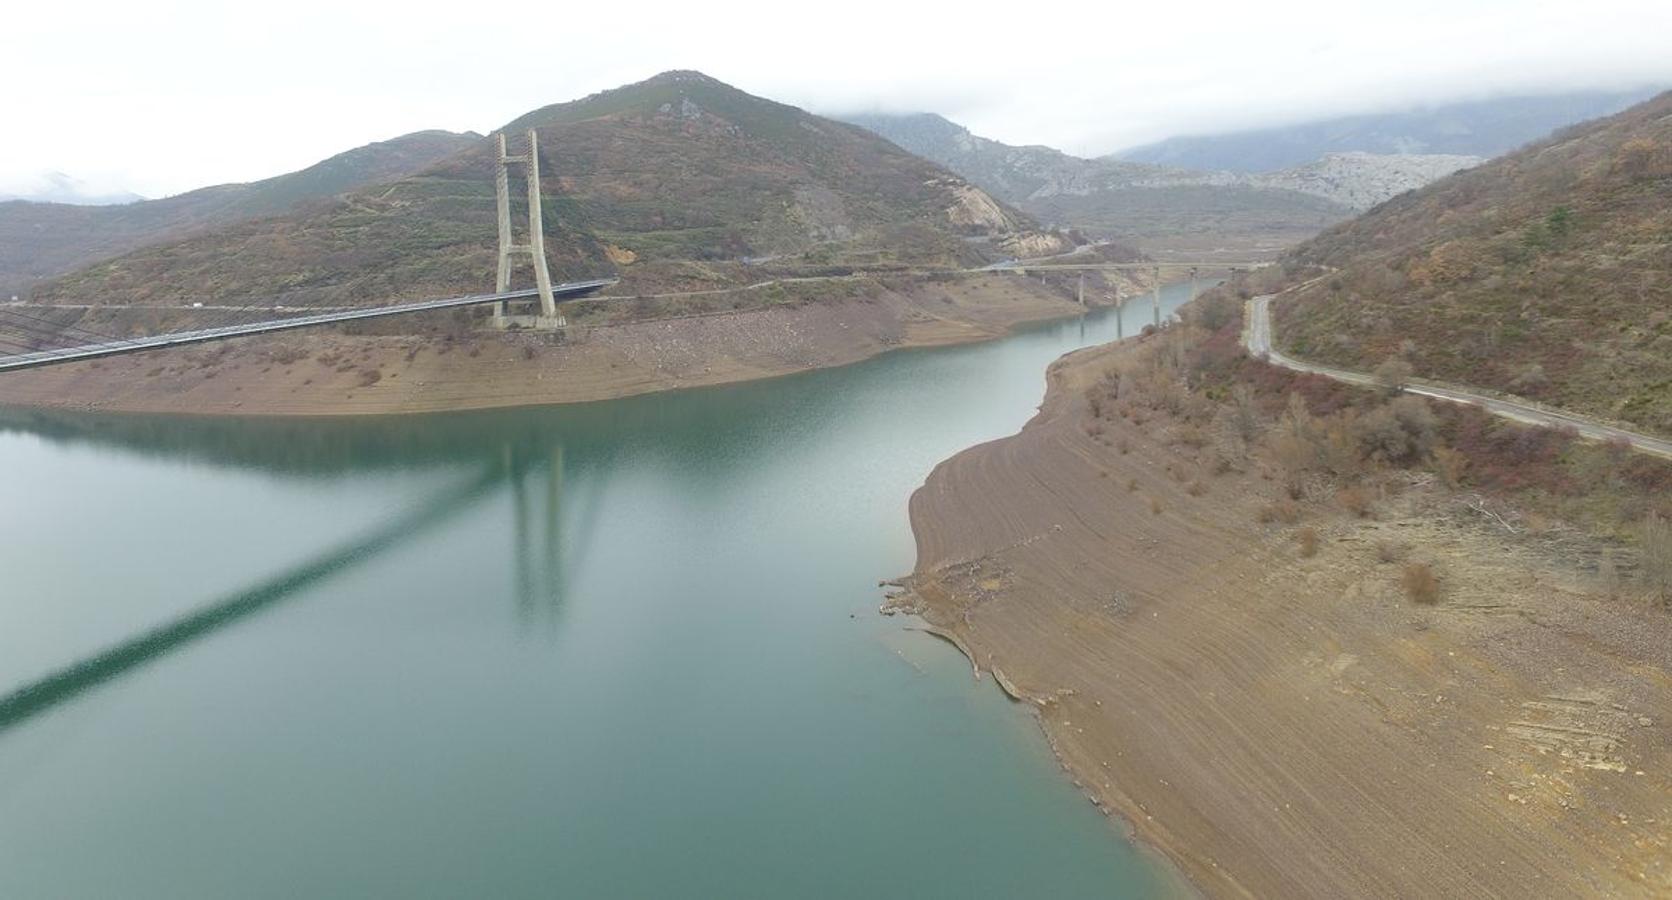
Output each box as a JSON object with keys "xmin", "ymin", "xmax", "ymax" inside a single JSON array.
[
  {"xmin": 1641, "ymin": 513, "xmax": 1672, "ymax": 604},
  {"xmin": 1373, "ymin": 357, "xmax": 1414, "ymax": 395},
  {"xmin": 1403, "ymin": 562, "xmax": 1441, "ymax": 605}
]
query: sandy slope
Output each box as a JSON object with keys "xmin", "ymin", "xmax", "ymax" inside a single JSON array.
[
  {"xmin": 895, "ymin": 338, "xmax": 1672, "ymax": 897},
  {"xmin": 0, "ymin": 277, "xmax": 1084, "ymax": 416}
]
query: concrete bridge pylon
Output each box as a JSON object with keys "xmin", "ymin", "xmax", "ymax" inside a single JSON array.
[{"xmin": 494, "ymin": 129, "xmax": 563, "ymax": 329}]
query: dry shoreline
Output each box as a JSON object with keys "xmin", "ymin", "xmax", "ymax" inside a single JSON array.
[
  {"xmin": 893, "ymin": 337, "xmax": 1672, "ymax": 897},
  {"xmin": 0, "ymin": 276, "xmax": 1101, "ymax": 417}
]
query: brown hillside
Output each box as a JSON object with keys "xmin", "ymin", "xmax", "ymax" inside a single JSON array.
[
  {"xmin": 33, "ymin": 72, "xmax": 1064, "ymax": 311},
  {"xmin": 0, "ymin": 130, "xmax": 479, "ymax": 295},
  {"xmin": 1276, "ymin": 91, "xmax": 1672, "ymax": 434}
]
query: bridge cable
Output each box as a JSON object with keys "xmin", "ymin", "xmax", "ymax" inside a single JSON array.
[{"xmin": 0, "ymin": 308, "xmax": 154, "ymax": 356}]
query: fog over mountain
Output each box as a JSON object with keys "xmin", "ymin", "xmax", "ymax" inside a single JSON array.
[
  {"xmin": 1114, "ymin": 88, "xmax": 1662, "ymax": 171},
  {"xmin": 8, "ymin": 0, "xmax": 1670, "ymax": 196},
  {"xmin": 0, "ymin": 172, "xmax": 143, "ymax": 206}
]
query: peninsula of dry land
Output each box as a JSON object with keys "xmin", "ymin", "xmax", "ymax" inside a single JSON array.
[{"xmin": 895, "ymin": 284, "xmax": 1672, "ymax": 897}]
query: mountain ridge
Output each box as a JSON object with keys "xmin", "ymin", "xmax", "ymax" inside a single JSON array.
[
  {"xmin": 0, "ymin": 129, "xmax": 482, "ymax": 295},
  {"xmin": 30, "ymin": 72, "xmax": 1069, "ymax": 310},
  {"xmin": 842, "ymin": 112, "xmax": 1477, "ymax": 253},
  {"xmin": 1114, "ymin": 87, "xmax": 1662, "ymax": 171}
]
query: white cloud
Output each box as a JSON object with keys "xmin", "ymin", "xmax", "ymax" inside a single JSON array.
[{"xmin": 3, "ymin": 0, "xmax": 1668, "ymax": 195}]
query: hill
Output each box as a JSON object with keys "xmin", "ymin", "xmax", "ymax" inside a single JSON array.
[
  {"xmin": 1115, "ymin": 87, "xmax": 1660, "ymax": 172},
  {"xmin": 33, "ymin": 72, "xmax": 1065, "ymax": 310},
  {"xmin": 843, "ymin": 112, "xmax": 1473, "ymax": 254},
  {"xmin": 1274, "ymin": 91, "xmax": 1672, "ymax": 434},
  {"xmin": 0, "ymin": 130, "xmax": 480, "ymax": 295}
]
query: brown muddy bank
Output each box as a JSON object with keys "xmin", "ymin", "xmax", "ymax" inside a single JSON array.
[
  {"xmin": 894, "ymin": 336, "xmax": 1672, "ymax": 897},
  {"xmin": 0, "ymin": 276, "xmax": 1095, "ymax": 416}
]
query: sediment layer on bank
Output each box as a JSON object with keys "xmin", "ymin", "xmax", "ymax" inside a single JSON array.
[
  {"xmin": 0, "ymin": 276, "xmax": 1098, "ymax": 416},
  {"xmin": 895, "ymin": 331, "xmax": 1672, "ymax": 897}
]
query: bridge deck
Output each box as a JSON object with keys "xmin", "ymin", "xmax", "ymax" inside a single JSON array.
[{"xmin": 0, "ymin": 279, "xmax": 615, "ymax": 373}]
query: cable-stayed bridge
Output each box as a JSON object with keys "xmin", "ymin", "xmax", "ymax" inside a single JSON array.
[{"xmin": 0, "ymin": 280, "xmax": 614, "ymax": 373}]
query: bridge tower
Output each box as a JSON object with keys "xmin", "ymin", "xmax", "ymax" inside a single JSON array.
[
  {"xmin": 494, "ymin": 129, "xmax": 563, "ymax": 329},
  {"xmin": 1152, "ymin": 265, "xmax": 1163, "ymax": 328}
]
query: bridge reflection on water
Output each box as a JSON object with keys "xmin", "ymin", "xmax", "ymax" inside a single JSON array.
[{"xmin": 0, "ymin": 444, "xmax": 578, "ymax": 735}]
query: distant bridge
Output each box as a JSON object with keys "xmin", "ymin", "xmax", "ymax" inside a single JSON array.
[{"xmin": 0, "ymin": 280, "xmax": 615, "ymax": 374}]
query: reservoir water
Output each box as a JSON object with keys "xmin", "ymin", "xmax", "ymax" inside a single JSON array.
[{"xmin": 0, "ymin": 282, "xmax": 1207, "ymax": 898}]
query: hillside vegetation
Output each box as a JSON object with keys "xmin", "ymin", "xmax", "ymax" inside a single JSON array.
[
  {"xmin": 0, "ymin": 130, "xmax": 479, "ymax": 295},
  {"xmin": 1276, "ymin": 91, "xmax": 1672, "ymax": 435},
  {"xmin": 35, "ymin": 73, "xmax": 1064, "ymax": 310}
]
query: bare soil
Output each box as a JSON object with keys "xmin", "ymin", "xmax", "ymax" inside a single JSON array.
[{"xmin": 895, "ymin": 337, "xmax": 1672, "ymax": 897}]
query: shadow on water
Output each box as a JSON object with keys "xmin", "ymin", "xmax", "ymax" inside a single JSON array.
[{"xmin": 0, "ymin": 450, "xmax": 577, "ymax": 734}]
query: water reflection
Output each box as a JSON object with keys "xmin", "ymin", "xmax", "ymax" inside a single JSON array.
[
  {"xmin": 509, "ymin": 445, "xmax": 572, "ymax": 630},
  {"xmin": 0, "ymin": 467, "xmax": 506, "ymax": 733},
  {"xmin": 0, "ymin": 290, "xmax": 1218, "ymax": 740}
]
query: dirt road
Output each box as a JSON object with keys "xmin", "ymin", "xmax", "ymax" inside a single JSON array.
[{"xmin": 1246, "ymin": 294, "xmax": 1672, "ymax": 459}]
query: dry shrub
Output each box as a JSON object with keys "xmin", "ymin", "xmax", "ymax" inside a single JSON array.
[
  {"xmin": 1126, "ymin": 477, "xmax": 1139, "ymax": 493},
  {"xmin": 1149, "ymin": 496, "xmax": 1164, "ymax": 515},
  {"xmin": 1258, "ymin": 498, "xmax": 1302, "ymax": 525},
  {"xmin": 1337, "ymin": 485, "xmax": 1373, "ymax": 518},
  {"xmin": 1597, "ymin": 548, "xmax": 1621, "ymax": 598},
  {"xmin": 1174, "ymin": 423, "xmax": 1207, "ymax": 449},
  {"xmin": 1297, "ymin": 526, "xmax": 1320, "ymax": 558},
  {"xmin": 1117, "ymin": 438, "xmax": 1131, "ymax": 455},
  {"xmin": 1355, "ymin": 396, "xmax": 1437, "ymax": 464},
  {"xmin": 1402, "ymin": 562, "xmax": 1441, "ymax": 604},
  {"xmin": 1227, "ymin": 384, "xmax": 1261, "ymax": 442},
  {"xmin": 1186, "ymin": 480, "xmax": 1208, "ymax": 497},
  {"xmin": 1431, "ymin": 443, "xmax": 1468, "ymax": 488},
  {"xmin": 1375, "ymin": 539, "xmax": 1405, "ymax": 564}
]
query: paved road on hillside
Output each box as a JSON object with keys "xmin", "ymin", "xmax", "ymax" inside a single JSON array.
[{"xmin": 1245, "ymin": 294, "xmax": 1672, "ymax": 460}]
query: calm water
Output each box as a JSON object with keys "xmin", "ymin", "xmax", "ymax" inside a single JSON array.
[{"xmin": 0, "ymin": 283, "xmax": 1206, "ymax": 898}]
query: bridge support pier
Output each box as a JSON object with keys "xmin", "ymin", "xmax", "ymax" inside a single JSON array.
[
  {"xmin": 494, "ymin": 129, "xmax": 564, "ymax": 330},
  {"xmin": 1152, "ymin": 265, "xmax": 1162, "ymax": 329}
]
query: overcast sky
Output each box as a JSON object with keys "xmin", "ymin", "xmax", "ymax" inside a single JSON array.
[{"xmin": 5, "ymin": 0, "xmax": 1669, "ymax": 198}]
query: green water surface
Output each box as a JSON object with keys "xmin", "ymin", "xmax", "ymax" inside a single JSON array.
[{"xmin": 0, "ymin": 284, "xmax": 1206, "ymax": 898}]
